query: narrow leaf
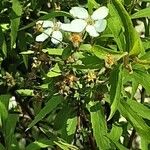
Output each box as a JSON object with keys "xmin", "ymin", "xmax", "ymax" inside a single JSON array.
[
  {"xmin": 108, "ymin": 65, "xmax": 123, "ymax": 120},
  {"xmin": 87, "ymin": 101, "xmax": 111, "ymax": 149},
  {"xmin": 10, "ymin": 0, "xmax": 22, "ymax": 48},
  {"xmin": 27, "ymin": 95, "xmax": 62, "ymax": 130},
  {"xmin": 131, "ymin": 7, "xmax": 150, "ymax": 19}
]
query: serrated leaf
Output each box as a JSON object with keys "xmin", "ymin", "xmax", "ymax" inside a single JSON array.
[
  {"xmin": 16, "ymin": 89, "xmax": 34, "ymax": 96},
  {"xmin": 27, "ymin": 95, "xmax": 62, "ymax": 130},
  {"xmin": 87, "ymin": 101, "xmax": 111, "ymax": 150},
  {"xmin": 131, "ymin": 7, "xmax": 150, "ymax": 19},
  {"xmin": 10, "ymin": 0, "xmax": 22, "ymax": 48}
]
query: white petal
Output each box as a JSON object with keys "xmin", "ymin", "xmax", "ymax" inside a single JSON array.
[
  {"xmin": 70, "ymin": 7, "xmax": 88, "ymax": 19},
  {"xmin": 42, "ymin": 20, "xmax": 54, "ymax": 28},
  {"xmin": 36, "ymin": 20, "xmax": 54, "ymax": 28},
  {"xmin": 71, "ymin": 19, "xmax": 87, "ymax": 32},
  {"xmin": 61, "ymin": 19, "xmax": 87, "ymax": 33},
  {"xmin": 86, "ymin": 25, "xmax": 99, "ymax": 37},
  {"xmin": 94, "ymin": 19, "xmax": 107, "ymax": 33},
  {"xmin": 36, "ymin": 28, "xmax": 52, "ymax": 42},
  {"xmin": 51, "ymin": 31, "xmax": 63, "ymax": 44},
  {"xmin": 91, "ymin": 6, "xmax": 109, "ymax": 20}
]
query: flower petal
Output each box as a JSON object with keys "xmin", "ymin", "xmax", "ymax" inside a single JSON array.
[
  {"xmin": 36, "ymin": 28, "xmax": 52, "ymax": 42},
  {"xmin": 42, "ymin": 20, "xmax": 54, "ymax": 28},
  {"xmin": 94, "ymin": 19, "xmax": 107, "ymax": 33},
  {"xmin": 51, "ymin": 31, "xmax": 63, "ymax": 44},
  {"xmin": 70, "ymin": 7, "xmax": 88, "ymax": 19},
  {"xmin": 86, "ymin": 25, "xmax": 99, "ymax": 37},
  {"xmin": 91, "ymin": 6, "xmax": 109, "ymax": 20},
  {"xmin": 61, "ymin": 19, "xmax": 87, "ymax": 32},
  {"xmin": 36, "ymin": 20, "xmax": 54, "ymax": 28}
]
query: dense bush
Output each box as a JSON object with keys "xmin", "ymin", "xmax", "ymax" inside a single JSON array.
[{"xmin": 0, "ymin": 0, "xmax": 150, "ymax": 149}]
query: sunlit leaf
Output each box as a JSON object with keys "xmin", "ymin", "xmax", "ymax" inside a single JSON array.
[
  {"xmin": 47, "ymin": 63, "xmax": 61, "ymax": 78},
  {"xmin": 16, "ymin": 89, "xmax": 34, "ymax": 96},
  {"xmin": 131, "ymin": 7, "xmax": 150, "ymax": 19}
]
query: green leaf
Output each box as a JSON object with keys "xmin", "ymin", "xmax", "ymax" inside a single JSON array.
[
  {"xmin": 87, "ymin": 0, "xmax": 99, "ymax": 14},
  {"xmin": 132, "ymin": 69, "xmax": 150, "ymax": 95},
  {"xmin": 0, "ymin": 94, "xmax": 11, "ymax": 109},
  {"xmin": 53, "ymin": 105, "xmax": 71, "ymax": 130},
  {"xmin": 10, "ymin": 0, "xmax": 22, "ymax": 48},
  {"xmin": 108, "ymin": 124, "xmax": 123, "ymax": 141},
  {"xmin": 87, "ymin": 101, "xmax": 111, "ymax": 150},
  {"xmin": 79, "ymin": 44, "xmax": 92, "ymax": 52},
  {"xmin": 119, "ymin": 101, "xmax": 150, "ymax": 142},
  {"xmin": 131, "ymin": 7, "xmax": 150, "ymax": 19},
  {"xmin": 54, "ymin": 140, "xmax": 79, "ymax": 150},
  {"xmin": 27, "ymin": 95, "xmax": 63, "ymax": 130},
  {"xmin": 112, "ymin": 0, "xmax": 144, "ymax": 56},
  {"xmin": 107, "ymin": 3, "xmax": 125, "ymax": 51},
  {"xmin": 47, "ymin": 63, "xmax": 61, "ymax": 78},
  {"xmin": 43, "ymin": 48, "xmax": 63, "ymax": 56},
  {"xmin": 26, "ymin": 139, "xmax": 53, "ymax": 150},
  {"xmin": 16, "ymin": 89, "xmax": 34, "ymax": 96},
  {"xmin": 0, "ymin": 101, "xmax": 8, "ymax": 128},
  {"xmin": 92, "ymin": 45, "xmax": 127, "ymax": 61},
  {"xmin": 108, "ymin": 65, "xmax": 123, "ymax": 120},
  {"xmin": 66, "ymin": 117, "xmax": 77, "ymax": 136},
  {"xmin": 127, "ymin": 99, "xmax": 150, "ymax": 120},
  {"xmin": 0, "ymin": 26, "xmax": 7, "ymax": 56},
  {"xmin": 4, "ymin": 114, "xmax": 19, "ymax": 150},
  {"xmin": 108, "ymin": 138, "xmax": 127, "ymax": 150}
]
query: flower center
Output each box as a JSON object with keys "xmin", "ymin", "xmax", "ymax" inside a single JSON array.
[
  {"xmin": 53, "ymin": 22, "xmax": 61, "ymax": 31},
  {"xmin": 86, "ymin": 17, "xmax": 94, "ymax": 25}
]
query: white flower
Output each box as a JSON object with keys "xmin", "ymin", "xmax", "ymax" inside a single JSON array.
[
  {"xmin": 61, "ymin": 6, "xmax": 109, "ymax": 37},
  {"xmin": 35, "ymin": 21, "xmax": 63, "ymax": 44},
  {"xmin": 9, "ymin": 96, "xmax": 17, "ymax": 110}
]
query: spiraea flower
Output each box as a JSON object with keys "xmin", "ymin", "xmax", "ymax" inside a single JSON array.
[
  {"xmin": 61, "ymin": 6, "xmax": 109, "ymax": 37},
  {"xmin": 35, "ymin": 20, "xmax": 63, "ymax": 44}
]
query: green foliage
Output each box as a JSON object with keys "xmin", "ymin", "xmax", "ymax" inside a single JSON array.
[{"xmin": 0, "ymin": 0, "xmax": 150, "ymax": 149}]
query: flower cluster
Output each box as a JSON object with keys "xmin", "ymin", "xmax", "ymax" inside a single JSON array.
[{"xmin": 35, "ymin": 6, "xmax": 109, "ymax": 44}]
